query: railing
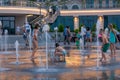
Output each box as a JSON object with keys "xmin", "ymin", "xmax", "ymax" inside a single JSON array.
[
  {"xmin": 0, "ymin": 0, "xmax": 120, "ymax": 10},
  {"xmin": 0, "ymin": 0, "xmax": 38, "ymax": 8},
  {"xmin": 48, "ymin": 11, "xmax": 60, "ymax": 23},
  {"xmin": 61, "ymin": 3, "xmax": 120, "ymax": 10},
  {"xmin": 30, "ymin": 16, "xmax": 41, "ymax": 24}
]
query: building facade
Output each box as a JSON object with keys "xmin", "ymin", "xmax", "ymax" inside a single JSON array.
[
  {"xmin": 0, "ymin": 0, "xmax": 120, "ymax": 34},
  {"xmin": 44, "ymin": 0, "xmax": 120, "ymax": 31}
]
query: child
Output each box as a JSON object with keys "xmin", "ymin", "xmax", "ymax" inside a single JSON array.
[
  {"xmin": 54, "ymin": 43, "xmax": 67, "ymax": 62},
  {"xmin": 75, "ymin": 32, "xmax": 81, "ymax": 49},
  {"xmin": 23, "ymin": 30, "xmax": 29, "ymax": 47},
  {"xmin": 31, "ymin": 24, "xmax": 39, "ymax": 59},
  {"xmin": 99, "ymin": 29, "xmax": 110, "ymax": 63}
]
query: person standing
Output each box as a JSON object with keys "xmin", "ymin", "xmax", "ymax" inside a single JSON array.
[
  {"xmin": 25, "ymin": 22, "xmax": 31, "ymax": 33},
  {"xmin": 66, "ymin": 26, "xmax": 71, "ymax": 45},
  {"xmin": 81, "ymin": 25, "xmax": 86, "ymax": 47},
  {"xmin": 108, "ymin": 24, "xmax": 118, "ymax": 57},
  {"xmin": 86, "ymin": 27, "xmax": 92, "ymax": 49},
  {"xmin": 31, "ymin": 24, "xmax": 39, "ymax": 59},
  {"xmin": 24, "ymin": 22, "xmax": 31, "ymax": 46},
  {"xmin": 63, "ymin": 26, "xmax": 67, "ymax": 45}
]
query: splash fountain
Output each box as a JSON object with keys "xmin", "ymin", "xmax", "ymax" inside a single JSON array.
[
  {"xmin": 0, "ymin": 21, "xmax": 3, "ymax": 51},
  {"xmin": 29, "ymin": 28, "xmax": 32, "ymax": 52},
  {"xmin": 0, "ymin": 26, "xmax": 13, "ymax": 54},
  {"xmin": 4, "ymin": 29, "xmax": 8, "ymax": 52},
  {"xmin": 80, "ymin": 26, "xmax": 85, "ymax": 55},
  {"xmin": 0, "ymin": 21, "xmax": 10, "ymax": 72},
  {"xmin": 54, "ymin": 27, "xmax": 58, "ymax": 43},
  {"xmin": 79, "ymin": 38, "xmax": 85, "ymax": 65},
  {"xmin": 87, "ymin": 17, "xmax": 101, "ymax": 70},
  {"xmin": 87, "ymin": 16, "xmax": 109, "ymax": 70},
  {"xmin": 10, "ymin": 40, "xmax": 24, "ymax": 65}
]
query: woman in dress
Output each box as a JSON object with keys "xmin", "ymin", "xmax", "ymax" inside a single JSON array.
[{"xmin": 108, "ymin": 24, "xmax": 117, "ymax": 57}]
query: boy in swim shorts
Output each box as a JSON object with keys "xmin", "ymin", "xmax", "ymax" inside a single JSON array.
[{"xmin": 99, "ymin": 29, "xmax": 110, "ymax": 63}]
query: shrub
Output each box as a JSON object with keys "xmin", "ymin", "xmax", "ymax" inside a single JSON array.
[
  {"xmin": 91, "ymin": 24, "xmax": 96, "ymax": 32},
  {"xmin": 74, "ymin": 29, "xmax": 79, "ymax": 34},
  {"xmin": 112, "ymin": 24, "xmax": 120, "ymax": 32},
  {"xmin": 58, "ymin": 24, "xmax": 64, "ymax": 32}
]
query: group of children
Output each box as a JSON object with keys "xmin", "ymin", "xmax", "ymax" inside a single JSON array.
[
  {"xmin": 75, "ymin": 27, "xmax": 91, "ymax": 49},
  {"xmin": 75, "ymin": 24, "xmax": 119, "ymax": 63},
  {"xmin": 30, "ymin": 23, "xmax": 118, "ymax": 63}
]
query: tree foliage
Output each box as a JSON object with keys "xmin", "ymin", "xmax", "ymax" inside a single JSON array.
[{"xmin": 58, "ymin": 24, "xmax": 64, "ymax": 32}]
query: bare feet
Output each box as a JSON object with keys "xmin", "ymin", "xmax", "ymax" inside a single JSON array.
[{"xmin": 99, "ymin": 58, "xmax": 106, "ymax": 63}]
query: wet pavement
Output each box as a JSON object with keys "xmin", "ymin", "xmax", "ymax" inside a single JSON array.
[{"xmin": 0, "ymin": 43, "xmax": 120, "ymax": 80}]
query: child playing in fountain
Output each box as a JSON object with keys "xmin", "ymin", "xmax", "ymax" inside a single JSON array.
[
  {"xmin": 54, "ymin": 43, "xmax": 67, "ymax": 62},
  {"xmin": 99, "ymin": 29, "xmax": 110, "ymax": 63},
  {"xmin": 31, "ymin": 24, "xmax": 39, "ymax": 59},
  {"xmin": 75, "ymin": 32, "xmax": 81, "ymax": 49}
]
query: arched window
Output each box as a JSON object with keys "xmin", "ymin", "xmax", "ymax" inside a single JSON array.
[
  {"xmin": 62, "ymin": 5, "xmax": 68, "ymax": 9},
  {"xmin": 72, "ymin": 5, "xmax": 79, "ymax": 10}
]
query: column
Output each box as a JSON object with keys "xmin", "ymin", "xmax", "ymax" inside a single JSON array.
[
  {"xmin": 97, "ymin": 16, "xmax": 104, "ymax": 29},
  {"xmin": 74, "ymin": 16, "xmax": 79, "ymax": 30}
]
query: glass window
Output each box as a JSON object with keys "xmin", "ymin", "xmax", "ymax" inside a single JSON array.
[
  {"xmin": 10, "ymin": 17, "xmax": 15, "ymax": 20},
  {"xmin": 0, "ymin": 16, "xmax": 15, "ymax": 34},
  {"xmin": 106, "ymin": 0, "xmax": 109, "ymax": 8},
  {"xmin": 3, "ymin": 21, "xmax": 9, "ymax": 28},
  {"xmin": 10, "ymin": 21, "xmax": 14, "ymax": 29},
  {"xmin": 0, "ymin": 17, "xmax": 2, "ymax": 21},
  {"xmin": 3, "ymin": 17, "xmax": 10, "ymax": 20},
  {"xmin": 72, "ymin": 5, "xmax": 79, "ymax": 10},
  {"xmin": 86, "ymin": 0, "xmax": 94, "ymax": 8},
  {"xmin": 99, "ymin": 0, "xmax": 102, "ymax": 8}
]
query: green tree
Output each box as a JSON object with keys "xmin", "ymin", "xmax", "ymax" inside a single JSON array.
[
  {"xmin": 74, "ymin": 29, "xmax": 79, "ymax": 34},
  {"xmin": 113, "ymin": 24, "xmax": 120, "ymax": 31},
  {"xmin": 58, "ymin": 24, "xmax": 64, "ymax": 32},
  {"xmin": 91, "ymin": 24, "xmax": 96, "ymax": 37},
  {"xmin": 91, "ymin": 24, "xmax": 96, "ymax": 32}
]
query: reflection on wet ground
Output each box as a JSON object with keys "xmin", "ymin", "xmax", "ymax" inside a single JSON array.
[{"xmin": 0, "ymin": 45, "xmax": 120, "ymax": 80}]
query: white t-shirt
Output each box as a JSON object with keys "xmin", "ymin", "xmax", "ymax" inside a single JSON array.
[
  {"xmin": 81, "ymin": 27, "xmax": 86, "ymax": 36},
  {"xmin": 25, "ymin": 23, "xmax": 31, "ymax": 30},
  {"xmin": 16, "ymin": 26, "xmax": 20, "ymax": 32}
]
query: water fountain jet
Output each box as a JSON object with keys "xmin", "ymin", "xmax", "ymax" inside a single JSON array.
[{"xmin": 10, "ymin": 40, "xmax": 24, "ymax": 65}]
